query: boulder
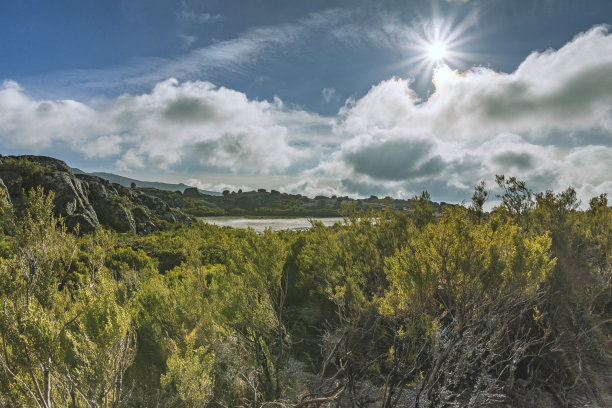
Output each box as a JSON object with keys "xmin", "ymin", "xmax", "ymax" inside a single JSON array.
[
  {"xmin": 132, "ymin": 206, "xmax": 155, "ymax": 234},
  {"xmin": 183, "ymin": 187, "xmax": 203, "ymax": 198}
]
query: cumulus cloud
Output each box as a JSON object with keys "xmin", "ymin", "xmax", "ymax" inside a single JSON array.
[
  {"xmin": 1, "ymin": 25, "xmax": 611, "ymax": 204},
  {"xmin": 0, "ymin": 78, "xmax": 332, "ymax": 175},
  {"xmin": 304, "ymin": 25, "xmax": 612, "ymax": 203},
  {"xmin": 0, "ymin": 80, "xmax": 110, "ymax": 150},
  {"xmin": 79, "ymin": 135, "xmax": 123, "ymax": 159}
]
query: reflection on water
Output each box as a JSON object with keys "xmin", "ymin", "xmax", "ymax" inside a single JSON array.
[{"xmin": 198, "ymin": 217, "xmax": 344, "ymax": 233}]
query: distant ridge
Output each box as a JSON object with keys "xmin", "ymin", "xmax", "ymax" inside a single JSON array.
[{"xmin": 72, "ymin": 168, "xmax": 221, "ymax": 196}]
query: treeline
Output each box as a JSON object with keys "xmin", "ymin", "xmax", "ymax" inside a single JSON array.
[
  {"xmin": 0, "ymin": 178, "xmax": 610, "ymax": 407},
  {"xmin": 175, "ymin": 188, "xmax": 445, "ymax": 218}
]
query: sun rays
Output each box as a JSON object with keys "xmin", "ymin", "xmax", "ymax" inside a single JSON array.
[{"xmin": 399, "ymin": 11, "xmax": 480, "ymax": 91}]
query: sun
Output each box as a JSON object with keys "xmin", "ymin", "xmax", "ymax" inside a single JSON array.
[
  {"xmin": 427, "ymin": 41, "xmax": 447, "ymax": 62},
  {"xmin": 402, "ymin": 10, "xmax": 480, "ymax": 89},
  {"xmin": 401, "ymin": 14, "xmax": 477, "ymax": 89}
]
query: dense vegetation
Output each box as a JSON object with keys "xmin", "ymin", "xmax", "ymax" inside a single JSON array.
[
  {"xmin": 0, "ymin": 177, "xmax": 610, "ymax": 407},
  {"xmin": 148, "ymin": 187, "xmax": 447, "ymax": 218}
]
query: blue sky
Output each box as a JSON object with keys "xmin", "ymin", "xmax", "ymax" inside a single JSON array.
[{"xmin": 1, "ymin": 0, "xmax": 611, "ymax": 203}]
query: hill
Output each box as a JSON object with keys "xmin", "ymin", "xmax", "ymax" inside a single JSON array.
[
  {"xmin": 72, "ymin": 168, "xmax": 220, "ymax": 195},
  {"xmin": 163, "ymin": 187, "xmax": 449, "ymax": 217},
  {"xmin": 0, "ymin": 155, "xmax": 195, "ymax": 233},
  {"xmin": 1, "ymin": 155, "xmax": 448, "ymax": 226}
]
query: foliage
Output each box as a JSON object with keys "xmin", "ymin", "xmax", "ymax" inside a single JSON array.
[
  {"xmin": 380, "ymin": 206, "xmax": 555, "ymax": 406},
  {"xmin": 0, "ymin": 188, "xmax": 134, "ymax": 407},
  {"xmin": 0, "ymin": 178, "xmax": 610, "ymax": 407},
  {"xmin": 161, "ymin": 342, "xmax": 214, "ymax": 407},
  {"xmin": 0, "ymin": 157, "xmax": 48, "ymax": 186}
]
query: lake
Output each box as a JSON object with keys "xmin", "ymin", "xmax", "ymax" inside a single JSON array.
[{"xmin": 198, "ymin": 217, "xmax": 344, "ymax": 232}]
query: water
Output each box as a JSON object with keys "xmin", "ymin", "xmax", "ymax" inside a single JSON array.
[{"xmin": 198, "ymin": 217, "xmax": 344, "ymax": 233}]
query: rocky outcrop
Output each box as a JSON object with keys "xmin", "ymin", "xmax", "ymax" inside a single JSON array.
[
  {"xmin": 139, "ymin": 188, "xmax": 185, "ymax": 209},
  {"xmin": 0, "ymin": 155, "xmax": 195, "ymax": 234},
  {"xmin": 0, "ymin": 156, "xmax": 100, "ymax": 232},
  {"xmin": 22, "ymin": 155, "xmax": 73, "ymax": 173},
  {"xmin": 75, "ymin": 174, "xmax": 195, "ymax": 233},
  {"xmin": 183, "ymin": 187, "xmax": 204, "ymax": 198},
  {"xmin": 42, "ymin": 170, "xmax": 100, "ymax": 232},
  {"xmin": 77, "ymin": 174, "xmax": 193, "ymax": 233},
  {"xmin": 76, "ymin": 174, "xmax": 136, "ymax": 233}
]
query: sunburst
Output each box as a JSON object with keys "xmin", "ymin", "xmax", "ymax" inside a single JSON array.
[
  {"xmin": 397, "ymin": 13, "xmax": 480, "ymax": 90},
  {"xmin": 427, "ymin": 40, "xmax": 447, "ymax": 62}
]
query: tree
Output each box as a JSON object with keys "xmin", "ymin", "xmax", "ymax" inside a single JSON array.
[
  {"xmin": 160, "ymin": 341, "xmax": 214, "ymax": 407},
  {"xmin": 470, "ymin": 181, "xmax": 488, "ymax": 223},
  {"xmin": 380, "ymin": 206, "xmax": 555, "ymax": 406},
  {"xmin": 495, "ymin": 175, "xmax": 533, "ymax": 226},
  {"xmin": 411, "ymin": 191, "xmax": 435, "ymax": 230},
  {"xmin": 223, "ymin": 230, "xmax": 290, "ymax": 403},
  {"xmin": 295, "ymin": 209, "xmax": 406, "ymax": 406},
  {"xmin": 0, "ymin": 187, "xmax": 134, "ymax": 407}
]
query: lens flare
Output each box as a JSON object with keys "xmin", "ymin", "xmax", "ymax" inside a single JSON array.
[
  {"xmin": 428, "ymin": 41, "xmax": 447, "ymax": 62},
  {"xmin": 399, "ymin": 13, "xmax": 479, "ymax": 90}
]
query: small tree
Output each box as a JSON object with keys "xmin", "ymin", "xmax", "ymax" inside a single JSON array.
[
  {"xmin": 380, "ymin": 206, "xmax": 555, "ymax": 406},
  {"xmin": 0, "ymin": 187, "xmax": 134, "ymax": 407},
  {"xmin": 495, "ymin": 175, "xmax": 533, "ymax": 226},
  {"xmin": 470, "ymin": 181, "xmax": 488, "ymax": 223},
  {"xmin": 411, "ymin": 191, "xmax": 435, "ymax": 231}
]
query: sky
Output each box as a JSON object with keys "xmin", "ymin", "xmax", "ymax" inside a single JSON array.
[{"xmin": 1, "ymin": 0, "xmax": 611, "ymax": 204}]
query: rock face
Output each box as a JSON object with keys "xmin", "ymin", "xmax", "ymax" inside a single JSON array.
[
  {"xmin": 76, "ymin": 174, "xmax": 135, "ymax": 232},
  {"xmin": 139, "ymin": 188, "xmax": 185, "ymax": 209},
  {"xmin": 0, "ymin": 155, "xmax": 195, "ymax": 233},
  {"xmin": 42, "ymin": 170, "xmax": 100, "ymax": 232}
]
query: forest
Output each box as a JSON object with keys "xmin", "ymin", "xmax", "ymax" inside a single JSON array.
[{"xmin": 0, "ymin": 176, "xmax": 610, "ymax": 407}]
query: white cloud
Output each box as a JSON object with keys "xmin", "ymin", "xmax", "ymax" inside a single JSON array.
[
  {"xmin": 1, "ymin": 25, "xmax": 611, "ymax": 205},
  {"xmin": 304, "ymin": 25, "xmax": 612, "ymax": 203},
  {"xmin": 176, "ymin": 10, "xmax": 223, "ymax": 24},
  {"xmin": 322, "ymin": 87, "xmax": 336, "ymax": 103},
  {"xmin": 0, "ymin": 80, "xmax": 110, "ymax": 150},
  {"xmin": 79, "ymin": 135, "xmax": 123, "ymax": 158},
  {"xmin": 0, "ymin": 78, "xmax": 332, "ymax": 175},
  {"xmin": 30, "ymin": 9, "xmax": 350, "ymax": 94}
]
